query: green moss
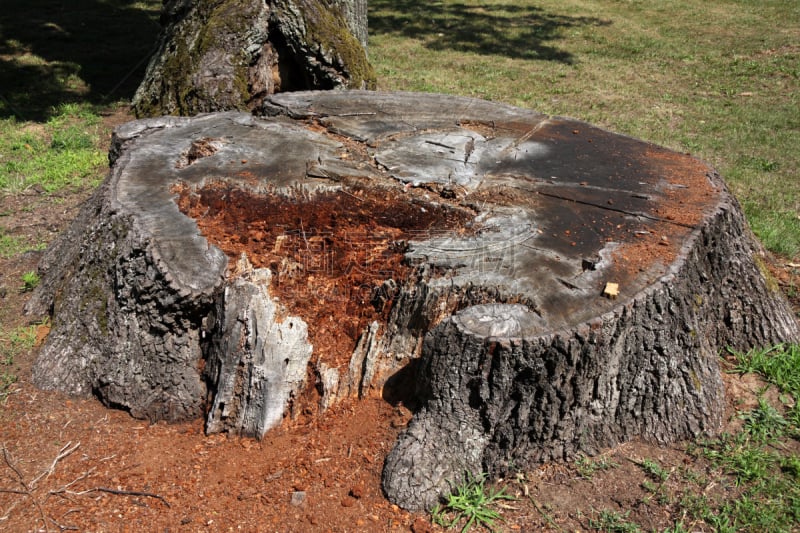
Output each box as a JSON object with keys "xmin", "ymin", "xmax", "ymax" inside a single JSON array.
[
  {"xmin": 690, "ymin": 369, "xmax": 702, "ymax": 391},
  {"xmin": 754, "ymin": 255, "xmax": 780, "ymax": 293},
  {"xmin": 301, "ymin": 0, "xmax": 376, "ymax": 88},
  {"xmin": 198, "ymin": 0, "xmax": 255, "ymax": 104},
  {"xmin": 79, "ymin": 280, "xmax": 109, "ymax": 335},
  {"xmin": 136, "ymin": 0, "xmax": 257, "ymax": 117}
]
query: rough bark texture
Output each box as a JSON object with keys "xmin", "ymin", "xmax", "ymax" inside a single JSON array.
[
  {"xmin": 131, "ymin": 0, "xmax": 374, "ymax": 117},
  {"xmin": 382, "ymin": 206, "xmax": 796, "ymax": 510},
  {"xmin": 24, "ymin": 117, "xmax": 228, "ymax": 421},
  {"xmin": 27, "ymin": 91, "xmax": 799, "ymax": 511}
]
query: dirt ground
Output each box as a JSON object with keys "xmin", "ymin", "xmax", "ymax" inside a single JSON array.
[{"xmin": 1, "ymin": 111, "xmax": 799, "ymax": 533}]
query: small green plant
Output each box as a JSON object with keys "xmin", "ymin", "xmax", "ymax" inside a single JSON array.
[
  {"xmin": 587, "ymin": 509, "xmax": 641, "ymax": 532},
  {"xmin": 0, "ymin": 370, "xmax": 16, "ymax": 403},
  {"xmin": 0, "ymin": 229, "xmax": 24, "ymax": 258},
  {"xmin": 0, "ymin": 325, "xmax": 37, "ymax": 403},
  {"xmin": 431, "ymin": 473, "xmax": 516, "ymax": 532},
  {"xmin": 20, "ymin": 270, "xmax": 40, "ymax": 292},
  {"xmin": 661, "ymin": 522, "xmax": 691, "ymax": 533},
  {"xmin": 702, "ymin": 433, "xmax": 778, "ymax": 485},
  {"xmin": 739, "ymin": 397, "xmax": 790, "ymax": 444},
  {"xmin": 1, "ymin": 324, "xmax": 38, "ymax": 363},
  {"xmin": 640, "ymin": 458, "xmax": 670, "ymax": 482},
  {"xmin": 575, "ymin": 454, "xmax": 619, "ymax": 479},
  {"xmin": 0, "ymin": 323, "xmax": 43, "ymax": 403}
]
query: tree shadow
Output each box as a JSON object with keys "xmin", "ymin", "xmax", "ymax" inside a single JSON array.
[
  {"xmin": 0, "ymin": 0, "xmax": 161, "ymax": 121},
  {"xmin": 369, "ymin": 0, "xmax": 610, "ymax": 63}
]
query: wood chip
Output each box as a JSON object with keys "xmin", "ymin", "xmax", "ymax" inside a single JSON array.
[{"xmin": 603, "ymin": 282, "xmax": 619, "ymax": 299}]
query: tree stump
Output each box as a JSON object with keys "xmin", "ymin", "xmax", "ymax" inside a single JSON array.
[{"xmin": 27, "ymin": 91, "xmax": 799, "ymax": 511}]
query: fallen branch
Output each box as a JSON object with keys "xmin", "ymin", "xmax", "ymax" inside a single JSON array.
[
  {"xmin": 529, "ymin": 496, "xmax": 562, "ymax": 532},
  {"xmin": 30, "ymin": 442, "xmax": 80, "ymax": 489},
  {"xmin": 46, "ymin": 467, "xmax": 96, "ymax": 501},
  {"xmin": 73, "ymin": 487, "xmax": 170, "ymax": 508},
  {"xmin": 0, "ymin": 488, "xmax": 28, "ymax": 495},
  {"xmin": 1, "ymin": 445, "xmax": 52, "ymax": 532}
]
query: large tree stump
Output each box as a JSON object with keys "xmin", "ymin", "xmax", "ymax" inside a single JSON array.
[
  {"xmin": 131, "ymin": 0, "xmax": 375, "ymax": 118},
  {"xmin": 27, "ymin": 91, "xmax": 799, "ymax": 510}
]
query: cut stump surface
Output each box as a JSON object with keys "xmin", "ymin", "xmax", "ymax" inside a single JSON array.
[{"xmin": 27, "ymin": 91, "xmax": 799, "ymax": 511}]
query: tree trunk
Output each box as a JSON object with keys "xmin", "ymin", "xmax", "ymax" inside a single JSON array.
[
  {"xmin": 27, "ymin": 91, "xmax": 799, "ymax": 511},
  {"xmin": 131, "ymin": 0, "xmax": 374, "ymax": 118}
]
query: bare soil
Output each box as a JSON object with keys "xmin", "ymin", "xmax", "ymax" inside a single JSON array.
[{"xmin": 1, "ymin": 111, "xmax": 799, "ymax": 532}]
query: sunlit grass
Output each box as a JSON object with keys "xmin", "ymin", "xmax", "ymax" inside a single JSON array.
[{"xmin": 0, "ymin": 103, "xmax": 107, "ymax": 195}]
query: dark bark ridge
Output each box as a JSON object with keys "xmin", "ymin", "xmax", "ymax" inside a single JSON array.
[{"xmin": 27, "ymin": 91, "xmax": 799, "ymax": 511}]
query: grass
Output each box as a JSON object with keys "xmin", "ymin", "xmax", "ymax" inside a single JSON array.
[
  {"xmin": 639, "ymin": 458, "xmax": 670, "ymax": 483},
  {"xmin": 431, "ymin": 473, "xmax": 516, "ymax": 532},
  {"xmin": 19, "ymin": 270, "xmax": 40, "ymax": 292},
  {"xmin": 0, "ymin": 324, "xmax": 38, "ymax": 402},
  {"xmin": 0, "ymin": 102, "xmax": 108, "ymax": 195},
  {"xmin": 731, "ymin": 344, "xmax": 800, "ymax": 396},
  {"xmin": 570, "ymin": 345, "xmax": 800, "ymax": 532},
  {"xmin": 369, "ymin": 0, "xmax": 800, "ymax": 258},
  {"xmin": 587, "ymin": 509, "xmax": 641, "ymax": 532},
  {"xmin": 0, "ymin": 229, "xmax": 25, "ymax": 258},
  {"xmin": 0, "ymin": 228, "xmax": 46, "ymax": 258},
  {"xmin": 684, "ymin": 344, "xmax": 800, "ymax": 531}
]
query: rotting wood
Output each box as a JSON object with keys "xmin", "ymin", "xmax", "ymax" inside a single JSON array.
[{"xmin": 26, "ymin": 91, "xmax": 800, "ymax": 511}]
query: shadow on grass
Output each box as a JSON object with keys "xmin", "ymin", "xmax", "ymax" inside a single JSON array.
[
  {"xmin": 0, "ymin": 0, "xmax": 161, "ymax": 122},
  {"xmin": 369, "ymin": 0, "xmax": 610, "ymax": 63}
]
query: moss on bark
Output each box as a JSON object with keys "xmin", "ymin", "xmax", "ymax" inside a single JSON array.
[{"xmin": 132, "ymin": 0, "xmax": 374, "ymax": 117}]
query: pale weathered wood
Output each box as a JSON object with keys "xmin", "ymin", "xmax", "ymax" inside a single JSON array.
[{"xmin": 27, "ymin": 91, "xmax": 799, "ymax": 511}]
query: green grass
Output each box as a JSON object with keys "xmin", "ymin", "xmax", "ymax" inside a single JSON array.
[
  {"xmin": 0, "ymin": 103, "xmax": 107, "ymax": 195},
  {"xmin": 0, "ymin": 324, "xmax": 38, "ymax": 403},
  {"xmin": 682, "ymin": 345, "xmax": 800, "ymax": 531},
  {"xmin": 731, "ymin": 344, "xmax": 800, "ymax": 397},
  {"xmin": 431, "ymin": 473, "xmax": 516, "ymax": 532},
  {"xmin": 369, "ymin": 0, "xmax": 800, "ymax": 258},
  {"xmin": 19, "ymin": 270, "xmax": 40, "ymax": 292},
  {"xmin": 639, "ymin": 458, "xmax": 670, "ymax": 482},
  {"xmin": 0, "ymin": 0, "xmax": 162, "ymax": 122},
  {"xmin": 0, "ymin": 229, "xmax": 25, "ymax": 258},
  {"xmin": 0, "ymin": 227, "xmax": 46, "ymax": 258},
  {"xmin": 587, "ymin": 509, "xmax": 641, "ymax": 532}
]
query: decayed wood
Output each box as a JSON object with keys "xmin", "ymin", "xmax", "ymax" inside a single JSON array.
[{"xmin": 27, "ymin": 91, "xmax": 799, "ymax": 511}]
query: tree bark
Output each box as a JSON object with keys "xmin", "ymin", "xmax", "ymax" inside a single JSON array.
[
  {"xmin": 27, "ymin": 91, "xmax": 799, "ymax": 511},
  {"xmin": 131, "ymin": 0, "xmax": 374, "ymax": 117}
]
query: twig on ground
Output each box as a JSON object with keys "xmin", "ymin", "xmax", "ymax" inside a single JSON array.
[
  {"xmin": 530, "ymin": 496, "xmax": 562, "ymax": 531},
  {"xmin": 30, "ymin": 442, "xmax": 80, "ymax": 488},
  {"xmin": 1, "ymin": 445, "xmax": 53, "ymax": 532},
  {"xmin": 47, "ymin": 467, "xmax": 96, "ymax": 501},
  {"xmin": 72, "ymin": 487, "xmax": 170, "ymax": 508},
  {"xmin": 0, "ymin": 498, "xmax": 21, "ymax": 521},
  {"xmin": 2, "ymin": 446, "xmax": 27, "ymax": 488}
]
